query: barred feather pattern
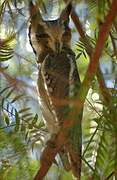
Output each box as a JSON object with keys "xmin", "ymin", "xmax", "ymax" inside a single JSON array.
[
  {"xmin": 38, "ymin": 50, "xmax": 80, "ymax": 134},
  {"xmin": 28, "ymin": 1, "xmax": 82, "ymax": 177},
  {"xmin": 37, "ymin": 49, "xmax": 82, "ymax": 176}
]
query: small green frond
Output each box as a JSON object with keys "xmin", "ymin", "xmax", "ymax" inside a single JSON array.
[
  {"xmin": 76, "ymin": 41, "xmax": 88, "ymax": 60},
  {"xmin": 38, "ymin": 120, "xmax": 45, "ymax": 129},
  {"xmin": 76, "ymin": 52, "xmax": 82, "ymax": 59},
  {"xmin": 28, "ymin": 123, "xmax": 33, "ymax": 129},
  {"xmin": 0, "ymin": 65, "xmax": 9, "ymax": 71},
  {"xmin": 0, "ymin": 34, "xmax": 16, "ymax": 61},
  {"xmin": 20, "ymin": 124, "xmax": 26, "ymax": 131},
  {"xmin": 3, "ymin": 34, "xmax": 16, "ymax": 46},
  {"xmin": 22, "ymin": 113, "xmax": 33, "ymax": 119},
  {"xmin": 11, "ymin": 94, "xmax": 24, "ymax": 103},
  {"xmin": 5, "ymin": 88, "xmax": 14, "ymax": 99},
  {"xmin": 4, "ymin": 113, "xmax": 10, "ymax": 126},
  {"xmin": 15, "ymin": 109, "xmax": 20, "ymax": 131},
  {"xmin": 18, "ymin": 107, "xmax": 31, "ymax": 114},
  {"xmin": 0, "ymin": 49, "xmax": 14, "ymax": 61},
  {"xmin": 32, "ymin": 114, "xmax": 38, "ymax": 125},
  {"xmin": 25, "ymin": 131, "xmax": 29, "ymax": 141},
  {"xmin": 23, "ymin": 117, "xmax": 33, "ymax": 122},
  {"xmin": 92, "ymin": 130, "xmax": 115, "ymax": 179},
  {"xmin": 0, "ymin": 86, "xmax": 11, "ymax": 95},
  {"xmin": 0, "ymin": 0, "xmax": 7, "ymax": 21},
  {"xmin": 87, "ymin": 0, "xmax": 97, "ymax": 15},
  {"xmin": 1, "ymin": 98, "xmax": 5, "ymax": 109}
]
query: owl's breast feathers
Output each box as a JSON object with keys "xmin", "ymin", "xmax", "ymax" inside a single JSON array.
[{"xmin": 37, "ymin": 50, "xmax": 81, "ymax": 134}]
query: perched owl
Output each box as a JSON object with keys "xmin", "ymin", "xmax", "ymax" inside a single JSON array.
[{"xmin": 29, "ymin": 1, "xmax": 82, "ymax": 178}]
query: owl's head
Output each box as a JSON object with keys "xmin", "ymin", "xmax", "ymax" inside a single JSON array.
[{"xmin": 29, "ymin": 1, "xmax": 72, "ymax": 56}]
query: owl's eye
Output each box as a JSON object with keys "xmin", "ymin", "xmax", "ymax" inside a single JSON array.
[{"xmin": 36, "ymin": 33, "xmax": 49, "ymax": 39}]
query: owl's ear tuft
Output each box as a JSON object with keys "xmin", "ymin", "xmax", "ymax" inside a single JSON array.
[
  {"xmin": 60, "ymin": 2, "xmax": 72, "ymax": 23},
  {"xmin": 29, "ymin": 0, "xmax": 43, "ymax": 23}
]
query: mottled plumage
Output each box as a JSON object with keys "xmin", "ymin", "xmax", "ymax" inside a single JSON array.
[{"xmin": 29, "ymin": 1, "xmax": 82, "ymax": 177}]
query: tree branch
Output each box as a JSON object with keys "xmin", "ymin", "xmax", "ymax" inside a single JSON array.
[
  {"xmin": 78, "ymin": 0, "xmax": 117, "ymax": 100},
  {"xmin": 34, "ymin": 0, "xmax": 117, "ymax": 179},
  {"xmin": 69, "ymin": 2, "xmax": 111, "ymax": 105}
]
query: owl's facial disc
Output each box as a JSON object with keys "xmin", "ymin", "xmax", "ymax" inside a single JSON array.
[{"xmin": 45, "ymin": 21, "xmax": 64, "ymax": 54}]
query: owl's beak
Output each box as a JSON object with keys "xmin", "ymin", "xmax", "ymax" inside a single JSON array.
[{"xmin": 55, "ymin": 42, "xmax": 61, "ymax": 54}]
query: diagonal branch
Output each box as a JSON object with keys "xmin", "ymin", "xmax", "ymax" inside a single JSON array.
[
  {"xmin": 69, "ymin": 2, "xmax": 111, "ymax": 105},
  {"xmin": 78, "ymin": 0, "xmax": 117, "ymax": 100},
  {"xmin": 34, "ymin": 0, "xmax": 117, "ymax": 179}
]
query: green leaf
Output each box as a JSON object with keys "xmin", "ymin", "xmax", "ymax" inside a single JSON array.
[
  {"xmin": 15, "ymin": 109, "xmax": 20, "ymax": 131},
  {"xmin": 0, "ymin": 48, "xmax": 14, "ymax": 61},
  {"xmin": 28, "ymin": 123, "xmax": 33, "ymax": 129},
  {"xmin": 22, "ymin": 113, "xmax": 33, "ymax": 119},
  {"xmin": 0, "ymin": 66, "xmax": 9, "ymax": 71},
  {"xmin": 83, "ymin": 51, "xmax": 87, "ymax": 59},
  {"xmin": 24, "ymin": 117, "xmax": 33, "ymax": 122},
  {"xmin": 25, "ymin": 131, "xmax": 29, "ymax": 141},
  {"xmin": 77, "ymin": 44, "xmax": 84, "ymax": 49},
  {"xmin": 0, "ymin": 55, "xmax": 13, "ymax": 61},
  {"xmin": 32, "ymin": 114, "xmax": 38, "ymax": 125},
  {"xmin": 76, "ymin": 49, "xmax": 82, "ymax": 52},
  {"xmin": 1, "ymin": 98, "xmax": 5, "ymax": 109},
  {"xmin": 38, "ymin": 120, "xmax": 45, "ymax": 129},
  {"xmin": 6, "ymin": 103, "xmax": 9, "ymax": 112},
  {"xmin": 0, "ymin": 86, "xmax": 11, "ymax": 95},
  {"xmin": 4, "ymin": 114, "xmax": 10, "ymax": 126},
  {"xmin": 0, "ymin": 34, "xmax": 15, "ymax": 62},
  {"xmin": 5, "ymin": 88, "xmax": 14, "ymax": 99},
  {"xmin": 21, "ymin": 124, "xmax": 26, "ymax": 132},
  {"xmin": 76, "ymin": 53, "xmax": 82, "ymax": 59},
  {"xmin": 18, "ymin": 107, "xmax": 31, "ymax": 114},
  {"xmin": 11, "ymin": 94, "xmax": 24, "ymax": 103}
]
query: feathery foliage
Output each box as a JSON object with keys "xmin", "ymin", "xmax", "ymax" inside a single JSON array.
[{"xmin": 0, "ymin": 0, "xmax": 117, "ymax": 179}]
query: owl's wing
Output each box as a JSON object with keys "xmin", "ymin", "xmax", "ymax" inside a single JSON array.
[
  {"xmin": 38, "ymin": 51, "xmax": 82, "ymax": 177},
  {"xmin": 38, "ymin": 53, "xmax": 70, "ymax": 131},
  {"xmin": 38, "ymin": 65, "xmax": 60, "ymax": 134}
]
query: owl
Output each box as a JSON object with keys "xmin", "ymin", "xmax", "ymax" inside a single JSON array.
[{"xmin": 29, "ymin": 0, "xmax": 82, "ymax": 178}]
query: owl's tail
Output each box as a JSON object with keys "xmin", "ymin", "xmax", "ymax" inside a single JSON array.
[
  {"xmin": 59, "ymin": 147, "xmax": 71, "ymax": 171},
  {"xmin": 58, "ymin": 112, "xmax": 82, "ymax": 179},
  {"xmin": 67, "ymin": 111, "xmax": 82, "ymax": 179}
]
